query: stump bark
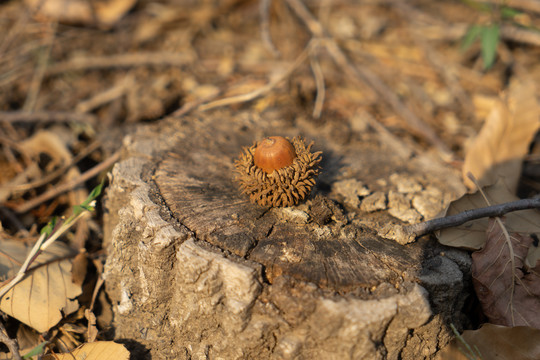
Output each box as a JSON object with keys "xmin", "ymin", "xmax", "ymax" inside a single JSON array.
[{"xmin": 103, "ymin": 109, "xmax": 471, "ymax": 359}]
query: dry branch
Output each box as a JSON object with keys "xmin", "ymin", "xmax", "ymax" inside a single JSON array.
[{"xmin": 405, "ymin": 197, "xmax": 540, "ymax": 238}]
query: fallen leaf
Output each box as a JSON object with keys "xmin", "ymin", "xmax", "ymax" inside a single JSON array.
[
  {"xmin": 0, "ymin": 239, "xmax": 82, "ymax": 333},
  {"xmin": 42, "ymin": 341, "xmax": 130, "ymax": 360},
  {"xmin": 439, "ymin": 324, "xmax": 540, "ymax": 360},
  {"xmin": 463, "ymin": 80, "xmax": 540, "ymax": 192},
  {"xmin": 24, "ymin": 0, "xmax": 136, "ymax": 28},
  {"xmin": 472, "ymin": 218, "xmax": 540, "ymax": 328},
  {"xmin": 85, "ymin": 309, "xmax": 99, "ymax": 342},
  {"xmin": 437, "ymin": 179, "xmax": 540, "ymax": 250},
  {"xmin": 525, "ymin": 233, "xmax": 540, "ymax": 270}
]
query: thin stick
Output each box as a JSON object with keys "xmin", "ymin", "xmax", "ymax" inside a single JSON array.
[
  {"xmin": 171, "ymin": 89, "xmax": 222, "ymax": 118},
  {"xmin": 310, "ymin": 55, "xmax": 325, "ymax": 118},
  {"xmin": 0, "ymin": 110, "xmax": 97, "ymax": 124},
  {"xmin": 75, "ymin": 76, "xmax": 134, "ymax": 113},
  {"xmin": 198, "ymin": 42, "xmax": 312, "ymax": 111},
  {"xmin": 284, "ymin": 0, "xmax": 452, "ymax": 157},
  {"xmin": 13, "ymin": 151, "xmax": 120, "ymax": 214},
  {"xmin": 0, "ymin": 212, "xmax": 88, "ymax": 300},
  {"xmin": 45, "ymin": 52, "xmax": 194, "ymax": 76},
  {"xmin": 0, "ymin": 321, "xmax": 22, "ymax": 360},
  {"xmin": 6, "ymin": 140, "xmax": 102, "ymax": 192},
  {"xmin": 260, "ymin": 0, "xmax": 280, "ymax": 57},
  {"xmin": 404, "ymin": 197, "xmax": 540, "ymax": 238}
]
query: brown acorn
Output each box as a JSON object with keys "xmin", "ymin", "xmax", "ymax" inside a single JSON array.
[{"xmin": 235, "ymin": 136, "xmax": 322, "ymax": 207}]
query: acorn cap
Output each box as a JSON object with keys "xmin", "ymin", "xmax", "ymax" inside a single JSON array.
[{"xmin": 235, "ymin": 136, "xmax": 322, "ymax": 207}]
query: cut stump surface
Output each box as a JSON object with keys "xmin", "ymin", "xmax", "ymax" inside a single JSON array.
[{"xmin": 104, "ymin": 109, "xmax": 470, "ymax": 359}]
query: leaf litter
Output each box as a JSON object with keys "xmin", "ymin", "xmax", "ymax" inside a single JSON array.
[
  {"xmin": 462, "ymin": 79, "xmax": 540, "ymax": 192},
  {"xmin": 439, "ymin": 324, "xmax": 540, "ymax": 360},
  {"xmin": 0, "ymin": 239, "xmax": 83, "ymax": 333},
  {"xmin": 472, "ymin": 218, "xmax": 540, "ymax": 328},
  {"xmin": 430, "ymin": 63, "xmax": 540, "ymax": 358}
]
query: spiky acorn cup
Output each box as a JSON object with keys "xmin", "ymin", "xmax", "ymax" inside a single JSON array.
[{"xmin": 235, "ymin": 136, "xmax": 322, "ymax": 207}]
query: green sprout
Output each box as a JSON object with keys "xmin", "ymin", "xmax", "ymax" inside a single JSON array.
[
  {"xmin": 461, "ymin": 1, "xmax": 523, "ymax": 70},
  {"xmin": 0, "ymin": 181, "xmax": 103, "ymax": 300}
]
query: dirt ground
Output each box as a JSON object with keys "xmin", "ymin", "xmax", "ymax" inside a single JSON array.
[{"xmin": 1, "ymin": 0, "xmax": 540, "ymax": 358}]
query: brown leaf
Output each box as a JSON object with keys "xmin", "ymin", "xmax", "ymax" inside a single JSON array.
[
  {"xmin": 42, "ymin": 341, "xmax": 130, "ymax": 360},
  {"xmin": 439, "ymin": 324, "xmax": 540, "ymax": 360},
  {"xmin": 24, "ymin": 0, "xmax": 136, "ymax": 28},
  {"xmin": 463, "ymin": 80, "xmax": 540, "ymax": 192},
  {"xmin": 85, "ymin": 309, "xmax": 99, "ymax": 343},
  {"xmin": 472, "ymin": 218, "xmax": 540, "ymax": 328},
  {"xmin": 71, "ymin": 251, "xmax": 88, "ymax": 287},
  {"xmin": 526, "ymin": 234, "xmax": 540, "ymax": 270},
  {"xmin": 0, "ymin": 239, "xmax": 82, "ymax": 332},
  {"xmin": 437, "ymin": 179, "xmax": 540, "ymax": 250}
]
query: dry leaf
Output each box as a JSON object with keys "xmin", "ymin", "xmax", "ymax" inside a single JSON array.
[
  {"xmin": 71, "ymin": 252, "xmax": 88, "ymax": 287},
  {"xmin": 437, "ymin": 179, "xmax": 540, "ymax": 250},
  {"xmin": 472, "ymin": 218, "xmax": 540, "ymax": 328},
  {"xmin": 0, "ymin": 239, "xmax": 82, "ymax": 333},
  {"xmin": 526, "ymin": 234, "xmax": 540, "ymax": 270},
  {"xmin": 439, "ymin": 324, "xmax": 540, "ymax": 360},
  {"xmin": 463, "ymin": 80, "xmax": 540, "ymax": 192},
  {"xmin": 42, "ymin": 341, "xmax": 130, "ymax": 360},
  {"xmin": 24, "ymin": 0, "xmax": 136, "ymax": 28},
  {"xmin": 85, "ymin": 309, "xmax": 99, "ymax": 342}
]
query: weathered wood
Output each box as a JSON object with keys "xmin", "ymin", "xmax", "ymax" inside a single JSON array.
[{"xmin": 103, "ymin": 109, "xmax": 470, "ymax": 359}]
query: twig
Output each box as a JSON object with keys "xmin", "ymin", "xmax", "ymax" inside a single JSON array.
[
  {"xmin": 1, "ymin": 184, "xmax": 102, "ymax": 300},
  {"xmin": 260, "ymin": 0, "xmax": 280, "ymax": 57},
  {"xmin": 198, "ymin": 42, "xmax": 313, "ymax": 111},
  {"xmin": 75, "ymin": 76, "xmax": 134, "ymax": 113},
  {"xmin": 5, "ymin": 140, "xmax": 102, "ymax": 192},
  {"xmin": 45, "ymin": 52, "xmax": 194, "ymax": 76},
  {"xmin": 172, "ymin": 89, "xmax": 222, "ymax": 117},
  {"xmin": 0, "ymin": 321, "xmax": 22, "ymax": 360},
  {"xmin": 0, "ymin": 110, "xmax": 97, "ymax": 124},
  {"xmin": 13, "ymin": 150, "xmax": 120, "ymax": 214},
  {"xmin": 310, "ymin": 55, "xmax": 325, "ymax": 119},
  {"xmin": 284, "ymin": 0, "xmax": 452, "ymax": 157},
  {"xmin": 404, "ymin": 197, "xmax": 540, "ymax": 238}
]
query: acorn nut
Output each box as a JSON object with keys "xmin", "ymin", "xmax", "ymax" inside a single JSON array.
[
  {"xmin": 235, "ymin": 136, "xmax": 322, "ymax": 207},
  {"xmin": 254, "ymin": 136, "xmax": 297, "ymax": 174}
]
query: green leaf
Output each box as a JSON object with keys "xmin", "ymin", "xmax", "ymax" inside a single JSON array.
[
  {"xmin": 501, "ymin": 7, "xmax": 521, "ymax": 19},
  {"xmin": 22, "ymin": 341, "xmax": 48, "ymax": 358},
  {"xmin": 82, "ymin": 181, "xmax": 103, "ymax": 208},
  {"xmin": 40, "ymin": 217, "xmax": 58, "ymax": 236},
  {"xmin": 481, "ymin": 25, "xmax": 500, "ymax": 69},
  {"xmin": 72, "ymin": 182, "xmax": 103, "ymax": 217},
  {"xmin": 462, "ymin": 25, "xmax": 483, "ymax": 51}
]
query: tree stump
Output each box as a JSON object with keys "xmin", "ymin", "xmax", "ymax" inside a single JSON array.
[{"xmin": 103, "ymin": 109, "xmax": 471, "ymax": 359}]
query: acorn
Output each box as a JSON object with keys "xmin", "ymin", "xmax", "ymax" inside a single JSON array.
[{"xmin": 235, "ymin": 136, "xmax": 322, "ymax": 207}]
